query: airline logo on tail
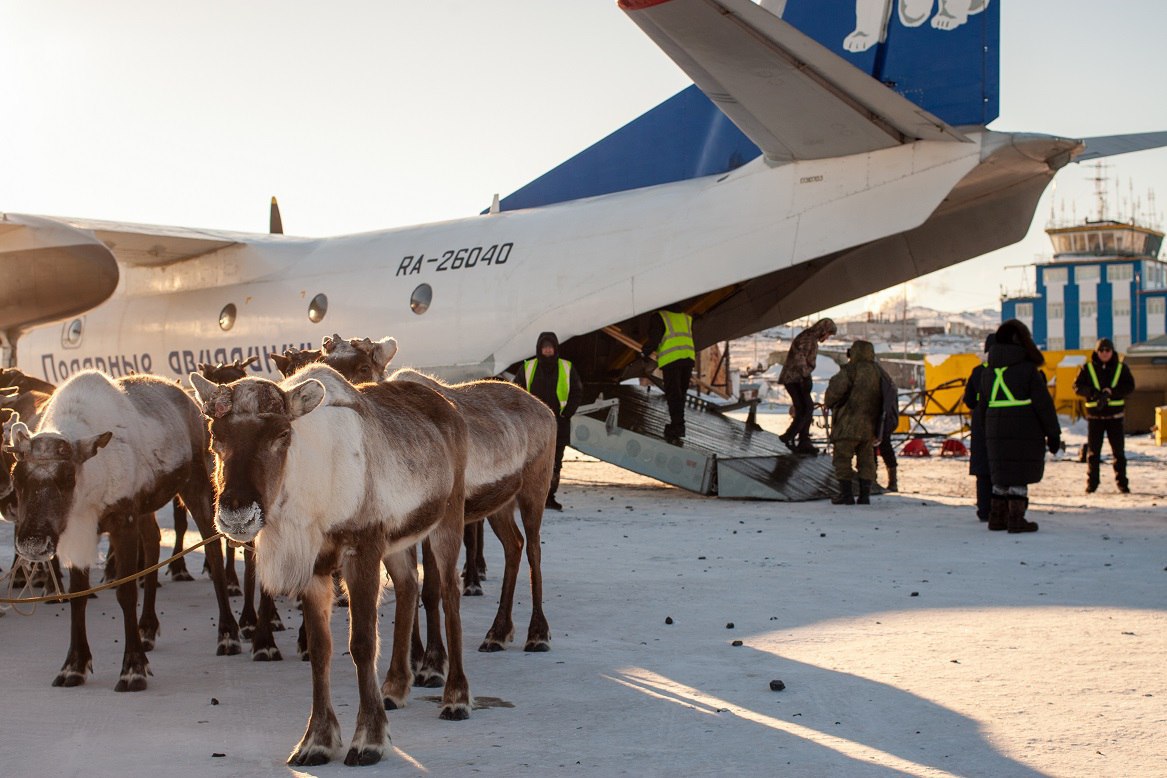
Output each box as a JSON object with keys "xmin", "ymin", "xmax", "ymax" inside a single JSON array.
[{"xmin": 501, "ymin": 0, "xmax": 997, "ymax": 212}]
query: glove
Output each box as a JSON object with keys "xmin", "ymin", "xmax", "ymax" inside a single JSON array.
[
  {"xmin": 1047, "ymin": 436, "xmax": 1061, "ymax": 455},
  {"xmin": 640, "ymin": 348, "xmax": 652, "ymax": 360}
]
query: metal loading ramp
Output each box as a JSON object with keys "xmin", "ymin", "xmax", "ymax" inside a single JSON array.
[{"xmin": 571, "ymin": 386, "xmax": 837, "ymax": 501}]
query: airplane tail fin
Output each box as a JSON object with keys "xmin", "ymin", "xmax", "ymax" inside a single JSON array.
[{"xmin": 498, "ymin": 0, "xmax": 998, "ymax": 212}]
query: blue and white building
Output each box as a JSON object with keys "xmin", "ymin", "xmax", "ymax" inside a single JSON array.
[{"xmin": 1001, "ymin": 220, "xmax": 1167, "ymax": 350}]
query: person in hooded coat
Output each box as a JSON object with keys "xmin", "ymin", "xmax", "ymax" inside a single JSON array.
[
  {"xmin": 873, "ymin": 359, "xmax": 900, "ymax": 492},
  {"xmin": 1072, "ymin": 337, "xmax": 1135, "ymax": 494},
  {"xmin": 778, "ymin": 318, "xmax": 837, "ymax": 454},
  {"xmin": 515, "ymin": 331, "xmax": 583, "ymax": 511},
  {"xmin": 978, "ymin": 320, "xmax": 1061, "ymax": 533},
  {"xmin": 824, "ymin": 340, "xmax": 882, "ymax": 505},
  {"xmin": 962, "ymin": 333, "xmax": 996, "ymax": 521}
]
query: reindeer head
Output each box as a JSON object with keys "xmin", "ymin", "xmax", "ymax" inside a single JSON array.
[
  {"xmin": 320, "ymin": 334, "xmax": 398, "ymax": 384},
  {"xmin": 271, "ymin": 348, "xmax": 324, "ymax": 379},
  {"xmin": 7, "ymin": 421, "xmax": 112, "ymax": 562},
  {"xmin": 197, "ymin": 355, "xmax": 260, "ymax": 384},
  {"xmin": 0, "ymin": 407, "xmax": 19, "ymax": 502},
  {"xmin": 190, "ymin": 373, "xmax": 325, "ymax": 543}
]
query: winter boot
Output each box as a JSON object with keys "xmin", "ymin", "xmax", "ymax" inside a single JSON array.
[
  {"xmin": 857, "ymin": 480, "xmax": 871, "ymax": 505},
  {"xmin": 884, "ymin": 466, "xmax": 898, "ymax": 493},
  {"xmin": 1115, "ymin": 459, "xmax": 1130, "ymax": 493},
  {"xmin": 831, "ymin": 480, "xmax": 855, "ymax": 505},
  {"xmin": 1006, "ymin": 496, "xmax": 1038, "ymax": 533},
  {"xmin": 987, "ymin": 497, "xmax": 1008, "ymax": 531},
  {"xmin": 1086, "ymin": 456, "xmax": 1100, "ymax": 493},
  {"xmin": 794, "ymin": 438, "xmax": 818, "ymax": 455}
]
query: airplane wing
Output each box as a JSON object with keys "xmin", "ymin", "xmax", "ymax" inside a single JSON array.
[
  {"xmin": 1073, "ymin": 131, "xmax": 1167, "ymax": 162},
  {"xmin": 55, "ymin": 217, "xmax": 242, "ymax": 267},
  {"xmin": 619, "ymin": 0, "xmax": 968, "ymax": 163}
]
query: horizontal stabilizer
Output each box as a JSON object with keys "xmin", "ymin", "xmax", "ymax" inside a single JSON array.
[
  {"xmin": 1074, "ymin": 131, "xmax": 1167, "ymax": 162},
  {"xmin": 620, "ymin": 0, "xmax": 967, "ymax": 162}
]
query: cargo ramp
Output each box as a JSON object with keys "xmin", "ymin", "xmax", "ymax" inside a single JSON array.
[{"xmin": 571, "ymin": 386, "xmax": 838, "ymax": 501}]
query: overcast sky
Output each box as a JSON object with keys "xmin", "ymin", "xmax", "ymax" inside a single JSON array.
[{"xmin": 2, "ymin": 0, "xmax": 1165, "ymax": 317}]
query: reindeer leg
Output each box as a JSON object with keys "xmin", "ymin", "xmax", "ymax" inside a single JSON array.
[
  {"xmin": 415, "ymin": 539, "xmax": 447, "ymax": 687},
  {"xmin": 517, "ymin": 489, "xmax": 550, "ymax": 652},
  {"xmin": 167, "ymin": 498, "xmax": 194, "ymax": 581},
  {"xmin": 223, "ymin": 541, "xmax": 242, "ymax": 597},
  {"xmin": 380, "ymin": 550, "xmax": 418, "ymax": 710},
  {"xmin": 52, "ymin": 565, "xmax": 93, "ymax": 687},
  {"xmin": 239, "ymin": 545, "xmax": 258, "ymax": 640},
  {"xmin": 481, "ymin": 507, "xmax": 521, "ymax": 652},
  {"xmin": 179, "ymin": 480, "xmax": 241, "ymax": 656},
  {"xmin": 137, "ymin": 513, "xmax": 162, "ymax": 652},
  {"xmin": 288, "ymin": 573, "xmax": 343, "ymax": 766},
  {"xmin": 111, "ymin": 518, "xmax": 150, "ymax": 691},
  {"xmin": 342, "ymin": 537, "xmax": 390, "ymax": 766},
  {"xmin": 461, "ymin": 522, "xmax": 484, "ymax": 596},
  {"xmin": 431, "ymin": 510, "xmax": 471, "ymax": 720},
  {"xmin": 252, "ymin": 587, "xmax": 283, "ymax": 662}
]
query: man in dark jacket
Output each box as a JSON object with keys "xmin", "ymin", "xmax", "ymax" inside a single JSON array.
[
  {"xmin": 1073, "ymin": 337, "xmax": 1135, "ymax": 494},
  {"xmin": 516, "ymin": 331, "xmax": 583, "ymax": 511},
  {"xmin": 824, "ymin": 340, "xmax": 882, "ymax": 505},
  {"xmin": 962, "ymin": 333, "xmax": 995, "ymax": 521},
  {"xmin": 874, "ymin": 360, "xmax": 899, "ymax": 492},
  {"xmin": 979, "ymin": 320, "xmax": 1061, "ymax": 533},
  {"xmin": 778, "ymin": 318, "xmax": 837, "ymax": 454}
]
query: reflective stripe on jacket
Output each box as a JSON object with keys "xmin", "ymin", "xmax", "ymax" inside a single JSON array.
[
  {"xmin": 1084, "ymin": 361, "xmax": 1125, "ymax": 408},
  {"xmin": 656, "ymin": 311, "xmax": 695, "ymax": 368},
  {"xmin": 988, "ymin": 367, "xmax": 1032, "ymax": 408},
  {"xmin": 524, "ymin": 358, "xmax": 572, "ymax": 413}
]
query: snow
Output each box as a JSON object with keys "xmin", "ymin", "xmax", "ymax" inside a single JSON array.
[{"xmin": 1, "ymin": 413, "xmax": 1165, "ymax": 776}]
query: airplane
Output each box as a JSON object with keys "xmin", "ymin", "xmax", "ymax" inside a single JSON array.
[{"xmin": 2, "ymin": 0, "xmax": 1165, "ymax": 391}]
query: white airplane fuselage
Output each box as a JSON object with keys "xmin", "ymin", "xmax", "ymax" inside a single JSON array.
[{"xmin": 17, "ymin": 130, "xmax": 991, "ymax": 384}]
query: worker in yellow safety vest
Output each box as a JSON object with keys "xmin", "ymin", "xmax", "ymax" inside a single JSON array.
[
  {"xmin": 516, "ymin": 331, "xmax": 583, "ymax": 511},
  {"xmin": 1072, "ymin": 337, "xmax": 1135, "ymax": 494},
  {"xmin": 641, "ymin": 309, "xmax": 696, "ymax": 445}
]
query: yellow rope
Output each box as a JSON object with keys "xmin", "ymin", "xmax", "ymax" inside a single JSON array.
[{"xmin": 0, "ymin": 531, "xmax": 228, "ymax": 606}]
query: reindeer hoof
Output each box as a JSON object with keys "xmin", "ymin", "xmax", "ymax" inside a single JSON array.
[
  {"xmin": 344, "ymin": 747, "xmax": 383, "ymax": 766},
  {"xmin": 288, "ymin": 750, "xmax": 331, "ymax": 767},
  {"xmin": 478, "ymin": 640, "xmax": 505, "ymax": 653},
  {"xmin": 115, "ymin": 675, "xmax": 148, "ymax": 692},
  {"xmin": 252, "ymin": 646, "xmax": 283, "ymax": 662},
  {"xmin": 439, "ymin": 704, "xmax": 470, "ymax": 721},
  {"xmin": 523, "ymin": 640, "xmax": 551, "ymax": 653},
  {"xmin": 462, "ymin": 584, "xmax": 484, "ymax": 597},
  {"xmin": 52, "ymin": 671, "xmax": 87, "ymax": 688},
  {"xmin": 167, "ymin": 566, "xmax": 194, "ymax": 582},
  {"xmin": 414, "ymin": 672, "xmax": 445, "ymax": 688},
  {"xmin": 216, "ymin": 635, "xmax": 242, "ymax": 656},
  {"xmin": 383, "ymin": 697, "xmax": 400, "ymax": 711}
]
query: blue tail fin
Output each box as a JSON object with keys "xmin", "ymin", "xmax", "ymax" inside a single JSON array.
[{"xmin": 498, "ymin": 0, "xmax": 998, "ymax": 212}]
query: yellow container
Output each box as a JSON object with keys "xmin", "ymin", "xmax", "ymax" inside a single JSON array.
[{"xmin": 1156, "ymin": 406, "xmax": 1167, "ymax": 446}]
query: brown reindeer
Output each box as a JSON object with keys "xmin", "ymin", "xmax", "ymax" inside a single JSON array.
[
  {"xmin": 318, "ymin": 333, "xmax": 555, "ymax": 695},
  {"xmin": 8, "ymin": 371, "xmax": 241, "ymax": 691},
  {"xmin": 191, "ymin": 364, "xmax": 471, "ymax": 767}
]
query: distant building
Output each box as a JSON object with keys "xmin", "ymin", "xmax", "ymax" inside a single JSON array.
[
  {"xmin": 837, "ymin": 316, "xmax": 918, "ymax": 342},
  {"xmin": 1001, "ymin": 220, "xmax": 1167, "ymax": 350}
]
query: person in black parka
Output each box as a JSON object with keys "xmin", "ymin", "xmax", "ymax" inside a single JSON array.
[
  {"xmin": 979, "ymin": 320, "xmax": 1061, "ymax": 533},
  {"xmin": 962, "ymin": 333, "xmax": 995, "ymax": 521}
]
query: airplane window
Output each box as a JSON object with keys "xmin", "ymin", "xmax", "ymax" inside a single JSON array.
[
  {"xmin": 410, "ymin": 284, "xmax": 432, "ymax": 315},
  {"xmin": 219, "ymin": 303, "xmax": 237, "ymax": 331},
  {"xmin": 61, "ymin": 318, "xmax": 83, "ymax": 348},
  {"xmin": 308, "ymin": 293, "xmax": 328, "ymax": 323}
]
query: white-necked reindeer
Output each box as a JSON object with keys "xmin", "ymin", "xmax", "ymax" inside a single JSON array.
[
  {"xmin": 191, "ymin": 363, "xmax": 471, "ymax": 767},
  {"xmin": 7, "ymin": 371, "xmax": 241, "ymax": 691},
  {"xmin": 319, "ymin": 335, "xmax": 556, "ymax": 691}
]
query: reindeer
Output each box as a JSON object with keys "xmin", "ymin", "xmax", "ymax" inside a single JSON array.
[
  {"xmin": 191, "ymin": 364, "xmax": 471, "ymax": 767},
  {"xmin": 7, "ymin": 371, "xmax": 241, "ymax": 691},
  {"xmin": 318, "ymin": 334, "xmax": 555, "ymax": 696},
  {"xmin": 1, "ymin": 382, "xmax": 60, "ymax": 588}
]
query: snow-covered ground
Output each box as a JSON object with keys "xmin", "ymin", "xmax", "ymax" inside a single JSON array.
[{"xmin": 1, "ymin": 414, "xmax": 1164, "ymax": 777}]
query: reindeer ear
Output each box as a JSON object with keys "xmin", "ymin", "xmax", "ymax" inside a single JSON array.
[
  {"xmin": 271, "ymin": 354, "xmax": 291, "ymax": 377},
  {"xmin": 372, "ymin": 337, "xmax": 398, "ymax": 375},
  {"xmin": 322, "ymin": 334, "xmax": 343, "ymax": 353},
  {"xmin": 242, "ymin": 355, "xmax": 260, "ymax": 370},
  {"xmin": 75, "ymin": 431, "xmax": 113, "ymax": 464},
  {"xmin": 286, "ymin": 379, "xmax": 325, "ymax": 419},
  {"xmin": 9, "ymin": 421, "xmax": 32, "ymax": 460},
  {"xmin": 189, "ymin": 372, "xmax": 217, "ymax": 405}
]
